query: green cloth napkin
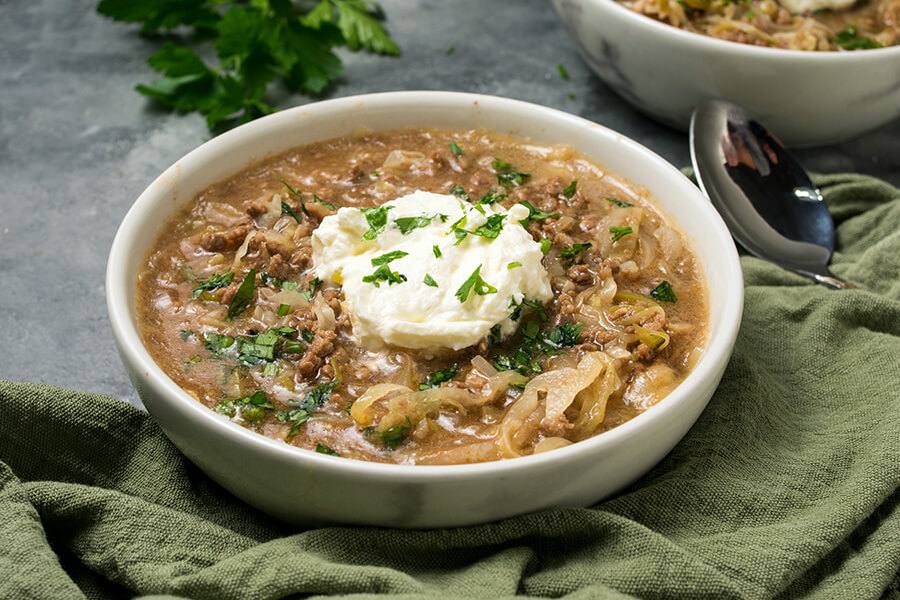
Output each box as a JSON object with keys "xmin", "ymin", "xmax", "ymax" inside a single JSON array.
[{"xmin": 2, "ymin": 174, "xmax": 899, "ymax": 600}]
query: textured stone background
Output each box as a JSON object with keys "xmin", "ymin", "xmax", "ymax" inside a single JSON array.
[{"xmin": 1, "ymin": 0, "xmax": 898, "ymax": 409}]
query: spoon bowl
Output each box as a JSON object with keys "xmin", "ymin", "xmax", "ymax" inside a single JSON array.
[{"xmin": 690, "ymin": 100, "xmax": 853, "ymax": 289}]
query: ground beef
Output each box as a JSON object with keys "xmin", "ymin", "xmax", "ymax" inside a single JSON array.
[
  {"xmin": 289, "ymin": 247, "xmax": 313, "ymax": 270},
  {"xmin": 297, "ymin": 329, "xmax": 337, "ymax": 376},
  {"xmin": 633, "ymin": 343, "xmax": 653, "ymax": 362},
  {"xmin": 244, "ymin": 200, "xmax": 268, "ymax": 218},
  {"xmin": 200, "ymin": 223, "xmax": 251, "ymax": 252},
  {"xmin": 567, "ymin": 264, "xmax": 593, "ymax": 285}
]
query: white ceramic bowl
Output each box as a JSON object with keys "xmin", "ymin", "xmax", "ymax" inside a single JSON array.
[
  {"xmin": 552, "ymin": 0, "xmax": 900, "ymax": 147},
  {"xmin": 107, "ymin": 92, "xmax": 743, "ymax": 528}
]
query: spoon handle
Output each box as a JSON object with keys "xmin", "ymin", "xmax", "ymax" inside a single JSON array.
[{"xmin": 811, "ymin": 272, "xmax": 855, "ymax": 290}]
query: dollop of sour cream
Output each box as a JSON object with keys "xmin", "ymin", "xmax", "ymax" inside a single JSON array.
[
  {"xmin": 778, "ymin": 0, "xmax": 854, "ymax": 14},
  {"xmin": 312, "ymin": 190, "xmax": 552, "ymax": 351}
]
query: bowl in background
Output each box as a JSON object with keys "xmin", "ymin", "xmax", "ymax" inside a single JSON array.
[
  {"xmin": 106, "ymin": 91, "xmax": 743, "ymax": 528},
  {"xmin": 552, "ymin": 0, "xmax": 900, "ymax": 147}
]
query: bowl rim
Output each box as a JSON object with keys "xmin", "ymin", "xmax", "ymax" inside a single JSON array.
[
  {"xmin": 106, "ymin": 90, "xmax": 743, "ymax": 481},
  {"xmin": 572, "ymin": 0, "xmax": 900, "ymax": 59}
]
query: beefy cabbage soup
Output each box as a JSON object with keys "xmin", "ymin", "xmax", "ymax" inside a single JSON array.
[
  {"xmin": 619, "ymin": 0, "xmax": 899, "ymax": 50},
  {"xmin": 137, "ymin": 128, "xmax": 708, "ymax": 465}
]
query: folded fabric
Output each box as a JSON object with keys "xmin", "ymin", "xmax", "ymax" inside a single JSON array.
[{"xmin": 1, "ymin": 174, "xmax": 898, "ymax": 600}]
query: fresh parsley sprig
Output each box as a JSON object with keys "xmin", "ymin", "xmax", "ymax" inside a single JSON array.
[{"xmin": 97, "ymin": 0, "xmax": 401, "ymax": 130}]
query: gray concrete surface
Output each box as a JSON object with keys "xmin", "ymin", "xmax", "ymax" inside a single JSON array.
[{"xmin": 2, "ymin": 0, "xmax": 898, "ymax": 409}]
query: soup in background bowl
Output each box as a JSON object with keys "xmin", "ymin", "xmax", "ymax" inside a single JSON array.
[{"xmin": 107, "ymin": 92, "xmax": 743, "ymax": 527}]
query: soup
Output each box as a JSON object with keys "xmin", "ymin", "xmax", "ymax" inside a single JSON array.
[
  {"xmin": 136, "ymin": 128, "xmax": 708, "ymax": 464},
  {"xmin": 618, "ymin": 0, "xmax": 898, "ymax": 50}
]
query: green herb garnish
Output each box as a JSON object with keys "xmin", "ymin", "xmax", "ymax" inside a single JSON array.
[
  {"xmin": 493, "ymin": 320, "xmax": 583, "ymax": 376},
  {"xmin": 226, "ymin": 269, "xmax": 256, "ymax": 320},
  {"xmin": 277, "ymin": 303, "xmax": 290, "ymax": 316},
  {"xmin": 366, "ymin": 417, "xmax": 412, "ymax": 449},
  {"xmin": 299, "ymin": 277, "xmax": 321, "ymax": 301},
  {"xmin": 455, "ymin": 265, "xmax": 497, "ymax": 303},
  {"xmin": 518, "ymin": 201, "xmax": 561, "ymax": 226},
  {"xmin": 562, "ymin": 180, "xmax": 577, "ymax": 201},
  {"xmin": 433, "ymin": 245, "xmax": 442, "ymax": 258},
  {"xmin": 180, "ymin": 330, "xmax": 196, "ymax": 341},
  {"xmin": 371, "ymin": 250, "xmax": 408, "ymax": 266},
  {"xmin": 302, "ymin": 328, "xmax": 316, "ymax": 343},
  {"xmin": 492, "ymin": 159, "xmax": 531, "ymax": 187},
  {"xmin": 610, "ymin": 226, "xmax": 633, "ymax": 243},
  {"xmin": 278, "ymin": 381, "xmax": 338, "ymax": 439},
  {"xmin": 540, "ymin": 238, "xmax": 552, "ymax": 255},
  {"xmin": 394, "ymin": 216, "xmax": 433, "ymax": 234},
  {"xmin": 558, "ymin": 63, "xmax": 569, "ymax": 79},
  {"xmin": 448, "ymin": 183, "xmax": 469, "ymax": 201},
  {"xmin": 477, "ymin": 190, "xmax": 505, "ymax": 205},
  {"xmin": 507, "ymin": 261, "xmax": 522, "ymax": 270},
  {"xmin": 97, "ymin": 1, "xmax": 400, "ymax": 130},
  {"xmin": 608, "ymin": 197, "xmax": 633, "ymax": 208},
  {"xmin": 203, "ymin": 332, "xmax": 235, "ymax": 355},
  {"xmin": 834, "ymin": 25, "xmax": 882, "ymax": 49},
  {"xmin": 650, "ymin": 281, "xmax": 678, "ymax": 303},
  {"xmin": 360, "ymin": 205, "xmax": 393, "ymax": 240},
  {"xmin": 220, "ymin": 390, "xmax": 275, "ymax": 423},
  {"xmin": 470, "ymin": 214, "xmax": 506, "ymax": 240},
  {"xmin": 560, "ymin": 242, "xmax": 591, "ymax": 265},
  {"xmin": 544, "ymin": 323, "xmax": 585, "ymax": 350},
  {"xmin": 418, "ymin": 363, "xmax": 459, "ymax": 390},
  {"xmin": 446, "ymin": 45, "xmax": 455, "ymax": 56},
  {"xmin": 315, "ymin": 443, "xmax": 340, "ymax": 456},
  {"xmin": 423, "ymin": 274, "xmax": 438, "ymax": 287},
  {"xmin": 449, "ymin": 141, "xmax": 464, "ymax": 155},
  {"xmin": 313, "ymin": 194, "xmax": 337, "ymax": 211},
  {"xmin": 190, "ymin": 271, "xmax": 234, "ymax": 299},
  {"xmin": 279, "ymin": 179, "xmax": 310, "ymax": 217},
  {"xmin": 362, "ymin": 265, "xmax": 406, "ymax": 287}
]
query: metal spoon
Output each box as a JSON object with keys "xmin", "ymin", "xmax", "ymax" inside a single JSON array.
[{"xmin": 690, "ymin": 99, "xmax": 853, "ymax": 289}]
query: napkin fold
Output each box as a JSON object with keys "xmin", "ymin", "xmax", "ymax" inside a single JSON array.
[{"xmin": 2, "ymin": 174, "xmax": 898, "ymax": 600}]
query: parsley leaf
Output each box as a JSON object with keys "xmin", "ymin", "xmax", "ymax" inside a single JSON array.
[
  {"xmin": 217, "ymin": 390, "xmax": 274, "ymax": 422},
  {"xmin": 190, "ymin": 271, "xmax": 234, "ymax": 298},
  {"xmin": 834, "ymin": 25, "xmax": 882, "ymax": 49},
  {"xmin": 448, "ymin": 183, "xmax": 469, "ymax": 201},
  {"xmin": 315, "ymin": 443, "xmax": 340, "ymax": 456},
  {"xmin": 610, "ymin": 226, "xmax": 633, "ymax": 243},
  {"xmin": 650, "ymin": 281, "xmax": 678, "ymax": 303},
  {"xmin": 418, "ymin": 363, "xmax": 459, "ymax": 390},
  {"xmin": 433, "ymin": 245, "xmax": 442, "ymax": 258},
  {"xmin": 449, "ymin": 141, "xmax": 464, "ymax": 155},
  {"xmin": 492, "ymin": 159, "xmax": 531, "ymax": 187},
  {"xmin": 507, "ymin": 261, "xmax": 522, "ymax": 270},
  {"xmin": 302, "ymin": 328, "xmax": 316, "ymax": 343},
  {"xmin": 608, "ymin": 197, "xmax": 634, "ymax": 208},
  {"xmin": 365, "ymin": 417, "xmax": 412, "ymax": 449},
  {"xmin": 545, "ymin": 323, "xmax": 585, "ymax": 350},
  {"xmin": 394, "ymin": 215, "xmax": 433, "ymax": 234},
  {"xmin": 477, "ymin": 190, "xmax": 505, "ymax": 205},
  {"xmin": 423, "ymin": 274, "xmax": 438, "ymax": 287},
  {"xmin": 371, "ymin": 250, "xmax": 408, "ymax": 266},
  {"xmin": 362, "ymin": 265, "xmax": 407, "ymax": 287},
  {"xmin": 470, "ymin": 214, "xmax": 506, "ymax": 240},
  {"xmin": 560, "ymin": 243, "xmax": 591, "ymax": 265},
  {"xmin": 279, "ymin": 178, "xmax": 310, "ymax": 217},
  {"xmin": 227, "ymin": 269, "xmax": 256, "ymax": 320},
  {"xmin": 562, "ymin": 180, "xmax": 577, "ymax": 201},
  {"xmin": 278, "ymin": 380, "xmax": 338, "ymax": 439},
  {"xmin": 455, "ymin": 265, "xmax": 497, "ymax": 303},
  {"xmin": 98, "ymin": 0, "xmax": 400, "ymax": 131},
  {"xmin": 360, "ymin": 206, "xmax": 393, "ymax": 240},
  {"xmin": 518, "ymin": 201, "xmax": 561, "ymax": 226},
  {"xmin": 540, "ymin": 238, "xmax": 552, "ymax": 255}
]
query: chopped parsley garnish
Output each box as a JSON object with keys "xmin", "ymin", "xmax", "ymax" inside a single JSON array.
[
  {"xmin": 610, "ymin": 226, "xmax": 633, "ymax": 243},
  {"xmin": 433, "ymin": 245, "xmax": 442, "ymax": 258},
  {"xmin": 835, "ymin": 26, "xmax": 882, "ymax": 49},
  {"xmin": 562, "ymin": 180, "xmax": 577, "ymax": 201},
  {"xmin": 471, "ymin": 214, "xmax": 506, "ymax": 239},
  {"xmin": 418, "ymin": 363, "xmax": 458, "ymax": 390},
  {"xmin": 203, "ymin": 332, "xmax": 235, "ymax": 355},
  {"xmin": 493, "ymin": 320, "xmax": 584, "ymax": 376},
  {"xmin": 539, "ymin": 238, "xmax": 552, "ymax": 255},
  {"xmin": 650, "ymin": 281, "xmax": 678, "ymax": 303},
  {"xmin": 446, "ymin": 45, "xmax": 455, "ymax": 55},
  {"xmin": 455, "ymin": 265, "xmax": 497, "ymax": 303},
  {"xmin": 315, "ymin": 443, "xmax": 340, "ymax": 456},
  {"xmin": 283, "ymin": 340, "xmax": 305, "ymax": 354},
  {"xmin": 226, "ymin": 269, "xmax": 256, "ymax": 320},
  {"xmin": 558, "ymin": 63, "xmax": 569, "ymax": 79},
  {"xmin": 518, "ymin": 201, "xmax": 561, "ymax": 226},
  {"xmin": 237, "ymin": 330, "xmax": 279, "ymax": 363},
  {"xmin": 302, "ymin": 328, "xmax": 316, "ymax": 343},
  {"xmin": 493, "ymin": 159, "xmax": 531, "ymax": 187},
  {"xmin": 299, "ymin": 277, "xmax": 321, "ymax": 302},
  {"xmin": 262, "ymin": 362, "xmax": 280, "ymax": 377},
  {"xmin": 190, "ymin": 271, "xmax": 234, "ymax": 299},
  {"xmin": 509, "ymin": 297, "xmax": 547, "ymax": 322},
  {"xmin": 313, "ymin": 194, "xmax": 337, "ymax": 211},
  {"xmin": 448, "ymin": 183, "xmax": 469, "ymax": 201},
  {"xmin": 366, "ymin": 417, "xmax": 412, "ymax": 449},
  {"xmin": 180, "ymin": 329, "xmax": 196, "ymax": 341},
  {"xmin": 278, "ymin": 381, "xmax": 338, "ymax": 439},
  {"xmin": 477, "ymin": 190, "xmax": 505, "ymax": 205},
  {"xmin": 277, "ymin": 303, "xmax": 290, "ymax": 317},
  {"xmin": 449, "ymin": 141, "xmax": 464, "ymax": 155},
  {"xmin": 360, "ymin": 205, "xmax": 393, "ymax": 240},
  {"xmin": 279, "ymin": 179, "xmax": 310, "ymax": 218},
  {"xmin": 507, "ymin": 261, "xmax": 522, "ymax": 270},
  {"xmin": 371, "ymin": 250, "xmax": 408, "ymax": 266},
  {"xmin": 394, "ymin": 215, "xmax": 433, "ymax": 234},
  {"xmin": 488, "ymin": 324, "xmax": 503, "ymax": 345},
  {"xmin": 423, "ymin": 274, "xmax": 438, "ymax": 287},
  {"xmin": 608, "ymin": 197, "xmax": 634, "ymax": 208},
  {"xmin": 362, "ymin": 265, "xmax": 407, "ymax": 287},
  {"xmin": 560, "ymin": 242, "xmax": 591, "ymax": 265},
  {"xmin": 218, "ymin": 390, "xmax": 274, "ymax": 423}
]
